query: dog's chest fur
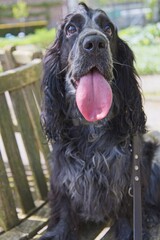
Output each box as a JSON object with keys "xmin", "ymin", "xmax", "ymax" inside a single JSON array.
[{"xmin": 52, "ymin": 126, "xmax": 132, "ymax": 222}]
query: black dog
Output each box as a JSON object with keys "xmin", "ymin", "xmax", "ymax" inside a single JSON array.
[{"xmin": 40, "ymin": 3, "xmax": 160, "ymax": 240}]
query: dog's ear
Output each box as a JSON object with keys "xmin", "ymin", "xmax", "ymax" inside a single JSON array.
[
  {"xmin": 41, "ymin": 24, "xmax": 67, "ymax": 141},
  {"xmin": 113, "ymin": 37, "xmax": 146, "ymax": 135}
]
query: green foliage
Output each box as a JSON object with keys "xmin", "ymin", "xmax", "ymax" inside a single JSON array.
[
  {"xmin": 95, "ymin": 0, "xmax": 138, "ymax": 6},
  {"xmin": 119, "ymin": 24, "xmax": 160, "ymax": 75},
  {"xmin": 0, "ymin": 28, "xmax": 56, "ymax": 48},
  {"xmin": 0, "ymin": 4, "xmax": 8, "ymax": 11},
  {"xmin": 12, "ymin": 0, "xmax": 29, "ymax": 20},
  {"xmin": 146, "ymin": 0, "xmax": 157, "ymax": 20},
  {"xmin": 0, "ymin": 1, "xmax": 58, "ymax": 22},
  {"xmin": 133, "ymin": 45, "xmax": 160, "ymax": 75},
  {"xmin": 119, "ymin": 23, "xmax": 160, "ymax": 45},
  {"xmin": 0, "ymin": 4, "xmax": 12, "ymax": 19}
]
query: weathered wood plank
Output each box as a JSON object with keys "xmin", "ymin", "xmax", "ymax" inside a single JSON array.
[
  {"xmin": 0, "ymin": 59, "xmax": 42, "ymax": 94},
  {"xmin": 23, "ymin": 85, "xmax": 50, "ymax": 172},
  {"xmin": 0, "ymin": 94, "xmax": 35, "ymax": 213},
  {"xmin": 0, "ymin": 151, "xmax": 19, "ymax": 230},
  {"xmin": 32, "ymin": 81, "xmax": 42, "ymax": 111},
  {"xmin": 10, "ymin": 89, "xmax": 48, "ymax": 200},
  {"xmin": 0, "ymin": 50, "xmax": 8, "ymax": 72},
  {"xmin": 0, "ymin": 203, "xmax": 49, "ymax": 240},
  {"xmin": 3, "ymin": 46, "xmax": 18, "ymax": 70}
]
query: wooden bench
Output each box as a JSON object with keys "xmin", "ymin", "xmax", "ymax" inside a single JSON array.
[
  {"xmin": 0, "ymin": 59, "xmax": 50, "ymax": 239},
  {"xmin": 0, "ymin": 59, "xmax": 160, "ymax": 240}
]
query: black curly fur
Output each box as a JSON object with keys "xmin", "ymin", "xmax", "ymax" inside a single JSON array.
[{"xmin": 40, "ymin": 3, "xmax": 160, "ymax": 240}]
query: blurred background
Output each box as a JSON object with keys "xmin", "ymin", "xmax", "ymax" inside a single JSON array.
[
  {"xmin": 0, "ymin": 0, "xmax": 160, "ymax": 130},
  {"xmin": 0, "ymin": 2, "xmax": 159, "ymax": 238}
]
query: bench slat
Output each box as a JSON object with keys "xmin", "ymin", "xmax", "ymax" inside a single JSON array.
[
  {"xmin": 10, "ymin": 89, "xmax": 48, "ymax": 200},
  {"xmin": 23, "ymin": 86, "xmax": 50, "ymax": 172},
  {"xmin": 0, "ymin": 59, "xmax": 42, "ymax": 94},
  {"xmin": 0, "ymin": 93, "xmax": 35, "ymax": 214},
  {"xmin": 32, "ymin": 81, "xmax": 42, "ymax": 107},
  {"xmin": 0, "ymin": 151, "xmax": 19, "ymax": 230},
  {"xmin": 0, "ymin": 204, "xmax": 49, "ymax": 240}
]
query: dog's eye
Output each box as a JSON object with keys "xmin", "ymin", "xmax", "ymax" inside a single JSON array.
[
  {"xmin": 66, "ymin": 24, "xmax": 77, "ymax": 36},
  {"xmin": 104, "ymin": 25, "xmax": 112, "ymax": 36}
]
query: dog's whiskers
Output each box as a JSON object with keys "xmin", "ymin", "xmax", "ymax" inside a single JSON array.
[{"xmin": 113, "ymin": 59, "xmax": 133, "ymax": 69}]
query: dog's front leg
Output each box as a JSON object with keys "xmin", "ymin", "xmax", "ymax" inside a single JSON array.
[{"xmin": 39, "ymin": 191, "xmax": 78, "ymax": 240}]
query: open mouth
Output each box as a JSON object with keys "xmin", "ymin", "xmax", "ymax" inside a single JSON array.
[{"xmin": 74, "ymin": 67, "xmax": 113, "ymax": 122}]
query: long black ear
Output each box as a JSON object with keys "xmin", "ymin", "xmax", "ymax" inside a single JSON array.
[
  {"xmin": 113, "ymin": 37, "xmax": 146, "ymax": 135},
  {"xmin": 41, "ymin": 24, "xmax": 67, "ymax": 141}
]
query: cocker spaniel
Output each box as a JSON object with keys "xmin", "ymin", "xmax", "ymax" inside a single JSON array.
[{"xmin": 40, "ymin": 3, "xmax": 160, "ymax": 240}]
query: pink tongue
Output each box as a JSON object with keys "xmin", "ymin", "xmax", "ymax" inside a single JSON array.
[{"xmin": 76, "ymin": 70, "xmax": 113, "ymax": 122}]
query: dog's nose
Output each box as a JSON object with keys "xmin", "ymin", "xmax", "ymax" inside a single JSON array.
[{"xmin": 82, "ymin": 35, "xmax": 106, "ymax": 54}]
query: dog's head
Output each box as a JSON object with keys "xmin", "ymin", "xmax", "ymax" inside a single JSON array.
[
  {"xmin": 42, "ymin": 3, "xmax": 146, "ymax": 141},
  {"xmin": 63, "ymin": 4, "xmax": 116, "ymax": 123}
]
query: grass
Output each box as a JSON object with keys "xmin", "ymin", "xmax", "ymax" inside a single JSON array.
[
  {"xmin": 119, "ymin": 24, "xmax": 160, "ymax": 75},
  {"xmin": 119, "ymin": 24, "xmax": 160, "ymax": 45},
  {"xmin": 0, "ymin": 28, "xmax": 56, "ymax": 49},
  {"xmin": 132, "ymin": 44, "xmax": 160, "ymax": 75}
]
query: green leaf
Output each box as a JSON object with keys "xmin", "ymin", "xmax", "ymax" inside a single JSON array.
[{"xmin": 12, "ymin": 0, "xmax": 29, "ymax": 20}]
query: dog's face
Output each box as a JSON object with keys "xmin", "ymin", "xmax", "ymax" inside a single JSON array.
[
  {"xmin": 59, "ymin": 4, "xmax": 117, "ymax": 122},
  {"xmin": 60, "ymin": 4, "xmax": 116, "ymax": 77}
]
